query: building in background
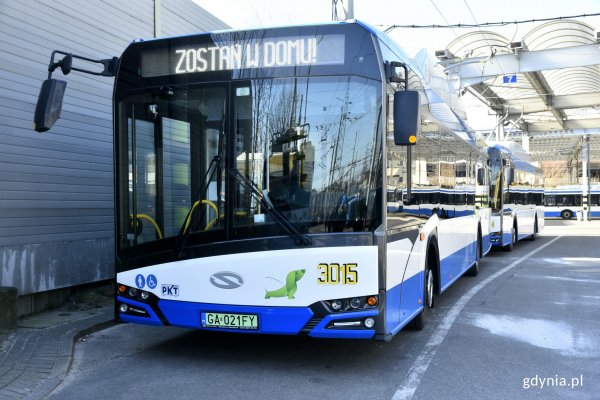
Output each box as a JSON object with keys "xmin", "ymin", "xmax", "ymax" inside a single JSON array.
[{"xmin": 0, "ymin": 0, "xmax": 228, "ymax": 315}]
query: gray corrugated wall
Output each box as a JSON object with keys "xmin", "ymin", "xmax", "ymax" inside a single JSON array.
[{"xmin": 0, "ymin": 0, "xmax": 228, "ymax": 295}]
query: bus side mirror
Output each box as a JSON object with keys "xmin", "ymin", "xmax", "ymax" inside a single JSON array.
[
  {"xmin": 393, "ymin": 90, "xmax": 420, "ymax": 146},
  {"xmin": 34, "ymin": 79, "xmax": 67, "ymax": 132}
]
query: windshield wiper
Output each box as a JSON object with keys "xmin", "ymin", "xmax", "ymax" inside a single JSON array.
[
  {"xmin": 174, "ymin": 100, "xmax": 226, "ymax": 259},
  {"xmin": 230, "ymin": 169, "xmax": 312, "ymax": 246},
  {"xmin": 174, "ymin": 153, "xmax": 222, "ymax": 258}
]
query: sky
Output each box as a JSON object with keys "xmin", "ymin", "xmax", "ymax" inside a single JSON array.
[
  {"xmin": 192, "ymin": 0, "xmax": 600, "ymax": 130},
  {"xmin": 193, "ymin": 0, "xmax": 600, "ymax": 55}
]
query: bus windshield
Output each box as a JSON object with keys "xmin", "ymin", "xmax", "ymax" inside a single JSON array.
[{"xmin": 116, "ymin": 76, "xmax": 382, "ymax": 250}]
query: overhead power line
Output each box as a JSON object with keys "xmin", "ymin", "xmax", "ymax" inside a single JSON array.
[{"xmin": 383, "ymin": 12, "xmax": 600, "ymax": 33}]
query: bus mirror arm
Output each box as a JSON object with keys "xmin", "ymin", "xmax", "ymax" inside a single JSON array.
[
  {"xmin": 46, "ymin": 50, "xmax": 119, "ymax": 79},
  {"xmin": 34, "ymin": 50, "xmax": 119, "ymax": 133}
]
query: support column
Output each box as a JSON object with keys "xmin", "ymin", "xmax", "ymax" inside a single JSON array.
[
  {"xmin": 154, "ymin": 0, "xmax": 161, "ymax": 38},
  {"xmin": 497, "ymin": 118, "xmax": 505, "ymax": 141},
  {"xmin": 582, "ymin": 135, "xmax": 590, "ymax": 221},
  {"xmin": 586, "ymin": 136, "xmax": 592, "ymax": 221}
]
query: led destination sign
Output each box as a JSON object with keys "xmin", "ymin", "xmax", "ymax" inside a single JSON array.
[{"xmin": 140, "ymin": 34, "xmax": 345, "ymax": 78}]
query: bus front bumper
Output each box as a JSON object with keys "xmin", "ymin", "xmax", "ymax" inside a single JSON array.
[{"xmin": 116, "ymin": 294, "xmax": 377, "ymax": 340}]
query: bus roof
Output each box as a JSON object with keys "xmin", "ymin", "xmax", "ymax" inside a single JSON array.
[{"xmin": 133, "ymin": 19, "xmax": 377, "ymax": 43}]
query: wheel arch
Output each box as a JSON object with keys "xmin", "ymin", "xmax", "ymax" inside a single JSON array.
[{"xmin": 426, "ymin": 231, "xmax": 441, "ymax": 295}]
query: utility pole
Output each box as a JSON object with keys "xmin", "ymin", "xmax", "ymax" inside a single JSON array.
[
  {"xmin": 586, "ymin": 135, "xmax": 591, "ymax": 221},
  {"xmin": 581, "ymin": 135, "xmax": 590, "ymax": 221}
]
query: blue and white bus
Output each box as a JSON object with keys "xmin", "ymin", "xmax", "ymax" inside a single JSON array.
[
  {"xmin": 544, "ymin": 185, "xmax": 600, "ymax": 219},
  {"xmin": 487, "ymin": 144, "xmax": 544, "ymax": 250},
  {"xmin": 37, "ymin": 21, "xmax": 493, "ymax": 340}
]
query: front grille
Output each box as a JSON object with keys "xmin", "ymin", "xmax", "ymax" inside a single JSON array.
[{"xmin": 300, "ymin": 317, "xmax": 322, "ymax": 334}]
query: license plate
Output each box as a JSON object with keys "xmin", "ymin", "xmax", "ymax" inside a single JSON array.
[{"xmin": 201, "ymin": 312, "xmax": 259, "ymax": 330}]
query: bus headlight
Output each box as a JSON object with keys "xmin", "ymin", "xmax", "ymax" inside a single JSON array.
[
  {"xmin": 349, "ymin": 298, "xmax": 362, "ymax": 309},
  {"xmin": 119, "ymin": 303, "xmax": 129, "ymax": 313},
  {"xmin": 325, "ymin": 295, "xmax": 378, "ymax": 312},
  {"xmin": 331, "ymin": 300, "xmax": 343, "ymax": 311},
  {"xmin": 364, "ymin": 317, "xmax": 375, "ymax": 329},
  {"xmin": 140, "ymin": 291, "xmax": 150, "ymax": 301}
]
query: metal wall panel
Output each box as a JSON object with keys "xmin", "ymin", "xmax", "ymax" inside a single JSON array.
[
  {"xmin": 0, "ymin": 0, "xmax": 228, "ymax": 295},
  {"xmin": 161, "ymin": 0, "xmax": 229, "ymax": 36}
]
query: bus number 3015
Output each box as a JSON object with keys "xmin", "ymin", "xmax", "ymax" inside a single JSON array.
[{"xmin": 317, "ymin": 263, "xmax": 358, "ymax": 285}]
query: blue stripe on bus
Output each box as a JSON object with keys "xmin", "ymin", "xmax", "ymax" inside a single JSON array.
[
  {"xmin": 482, "ymin": 234, "xmax": 492, "ymax": 256},
  {"xmin": 386, "ymin": 271, "xmax": 423, "ymax": 336},
  {"xmin": 544, "ymin": 211, "xmax": 561, "ymax": 218},
  {"xmin": 502, "ymin": 232, "xmax": 512, "ymax": 247},
  {"xmin": 120, "ymin": 296, "xmax": 379, "ymax": 338},
  {"xmin": 440, "ymin": 240, "xmax": 477, "ymax": 292},
  {"xmin": 545, "ymin": 211, "xmax": 600, "ymax": 218},
  {"xmin": 402, "ymin": 208, "xmax": 476, "ymax": 218},
  {"xmin": 156, "ymin": 301, "xmax": 313, "ymax": 334},
  {"xmin": 386, "ymin": 237, "xmax": 482, "ymax": 335}
]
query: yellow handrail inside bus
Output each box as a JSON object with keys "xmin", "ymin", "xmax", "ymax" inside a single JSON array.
[
  {"xmin": 133, "ymin": 201, "xmax": 248, "ymax": 237},
  {"xmin": 183, "ymin": 200, "xmax": 219, "ymax": 233},
  {"xmin": 131, "ymin": 214, "xmax": 163, "ymax": 239}
]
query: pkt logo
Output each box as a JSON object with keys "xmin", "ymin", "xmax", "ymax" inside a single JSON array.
[{"xmin": 161, "ymin": 284, "xmax": 179, "ymax": 297}]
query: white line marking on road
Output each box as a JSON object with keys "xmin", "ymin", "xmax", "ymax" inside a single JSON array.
[
  {"xmin": 538, "ymin": 275, "xmax": 600, "ymax": 284},
  {"xmin": 391, "ymin": 235, "xmax": 565, "ymax": 400}
]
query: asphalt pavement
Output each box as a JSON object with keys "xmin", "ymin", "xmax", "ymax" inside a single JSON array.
[{"xmin": 1, "ymin": 219, "xmax": 598, "ymax": 400}]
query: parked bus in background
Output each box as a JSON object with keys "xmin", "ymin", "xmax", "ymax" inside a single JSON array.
[
  {"xmin": 36, "ymin": 20, "xmax": 495, "ymax": 340},
  {"xmin": 487, "ymin": 143, "xmax": 544, "ymax": 250},
  {"xmin": 544, "ymin": 185, "xmax": 600, "ymax": 219}
]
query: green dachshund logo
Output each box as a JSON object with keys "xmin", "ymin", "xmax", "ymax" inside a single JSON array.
[{"xmin": 265, "ymin": 269, "xmax": 306, "ymax": 299}]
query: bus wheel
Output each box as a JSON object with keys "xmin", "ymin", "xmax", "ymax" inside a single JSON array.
[
  {"xmin": 527, "ymin": 219, "xmax": 537, "ymax": 241},
  {"xmin": 504, "ymin": 226, "xmax": 515, "ymax": 251},
  {"xmin": 560, "ymin": 210, "xmax": 573, "ymax": 220},
  {"xmin": 409, "ymin": 266, "xmax": 434, "ymax": 330}
]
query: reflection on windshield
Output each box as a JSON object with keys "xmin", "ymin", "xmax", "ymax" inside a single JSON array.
[
  {"xmin": 232, "ymin": 77, "xmax": 382, "ymax": 238},
  {"xmin": 117, "ymin": 77, "xmax": 382, "ymax": 249}
]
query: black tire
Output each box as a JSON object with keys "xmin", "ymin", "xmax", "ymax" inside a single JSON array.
[
  {"xmin": 561, "ymin": 209, "xmax": 573, "ymax": 220},
  {"xmin": 466, "ymin": 260, "xmax": 479, "ymax": 277},
  {"xmin": 408, "ymin": 265, "xmax": 435, "ymax": 331}
]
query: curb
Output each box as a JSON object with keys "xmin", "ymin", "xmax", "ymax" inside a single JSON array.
[
  {"xmin": 73, "ymin": 320, "xmax": 119, "ymax": 343},
  {"xmin": 0, "ymin": 310, "xmax": 116, "ymax": 400},
  {"xmin": 29, "ymin": 317, "xmax": 118, "ymax": 400}
]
